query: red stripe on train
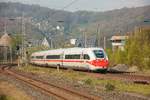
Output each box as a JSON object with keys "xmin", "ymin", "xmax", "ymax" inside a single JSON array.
[
  {"xmin": 87, "ymin": 59, "xmax": 109, "ymax": 68},
  {"xmin": 31, "ymin": 59, "xmax": 108, "ymax": 67}
]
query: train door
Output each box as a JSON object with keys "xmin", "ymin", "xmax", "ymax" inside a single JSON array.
[
  {"xmin": 60, "ymin": 51, "xmax": 64, "ymax": 67},
  {"xmin": 79, "ymin": 51, "xmax": 86, "ymax": 70},
  {"xmin": 82, "ymin": 51, "xmax": 90, "ymax": 70}
]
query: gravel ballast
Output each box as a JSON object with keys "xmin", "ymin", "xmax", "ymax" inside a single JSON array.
[{"xmin": 15, "ymin": 68, "xmax": 150, "ymax": 100}]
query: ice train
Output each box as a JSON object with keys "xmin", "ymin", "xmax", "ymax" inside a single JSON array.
[{"xmin": 30, "ymin": 47, "xmax": 109, "ymax": 72}]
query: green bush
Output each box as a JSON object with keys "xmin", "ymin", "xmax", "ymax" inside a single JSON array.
[
  {"xmin": 0, "ymin": 95, "xmax": 7, "ymax": 100},
  {"xmin": 105, "ymin": 83, "xmax": 115, "ymax": 91},
  {"xmin": 107, "ymin": 27, "xmax": 150, "ymax": 70},
  {"xmin": 84, "ymin": 78, "xmax": 93, "ymax": 85}
]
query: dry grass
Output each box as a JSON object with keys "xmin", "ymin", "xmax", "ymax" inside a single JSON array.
[
  {"xmin": 0, "ymin": 81, "xmax": 32, "ymax": 100},
  {"xmin": 17, "ymin": 65, "xmax": 150, "ymax": 96}
]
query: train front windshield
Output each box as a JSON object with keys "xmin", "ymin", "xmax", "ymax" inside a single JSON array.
[{"xmin": 93, "ymin": 50, "xmax": 105, "ymax": 59}]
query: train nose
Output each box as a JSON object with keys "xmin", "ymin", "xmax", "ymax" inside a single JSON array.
[{"xmin": 91, "ymin": 59, "xmax": 109, "ymax": 67}]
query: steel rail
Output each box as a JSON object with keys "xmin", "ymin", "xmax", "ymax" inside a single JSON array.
[{"xmin": 1, "ymin": 66, "xmax": 100, "ymax": 100}]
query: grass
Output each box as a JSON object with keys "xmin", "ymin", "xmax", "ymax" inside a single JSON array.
[
  {"xmin": 105, "ymin": 83, "xmax": 115, "ymax": 91},
  {"xmin": 0, "ymin": 95, "xmax": 15, "ymax": 100},
  {"xmin": 0, "ymin": 95, "xmax": 8, "ymax": 100},
  {"xmin": 84, "ymin": 78, "xmax": 93, "ymax": 85},
  {"xmin": 17, "ymin": 65, "xmax": 150, "ymax": 96},
  {"xmin": 0, "ymin": 81, "xmax": 31, "ymax": 100},
  {"xmin": 139, "ymin": 69, "xmax": 150, "ymax": 76},
  {"xmin": 118, "ymin": 83, "xmax": 150, "ymax": 95}
]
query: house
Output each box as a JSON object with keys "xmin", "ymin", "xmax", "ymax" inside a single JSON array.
[
  {"xmin": 0, "ymin": 32, "xmax": 12, "ymax": 63},
  {"xmin": 0, "ymin": 33, "xmax": 12, "ymax": 47},
  {"xmin": 41, "ymin": 37, "xmax": 51, "ymax": 48},
  {"xmin": 110, "ymin": 35, "xmax": 128, "ymax": 51},
  {"xmin": 70, "ymin": 39, "xmax": 77, "ymax": 45}
]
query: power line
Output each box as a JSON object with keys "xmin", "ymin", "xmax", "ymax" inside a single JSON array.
[
  {"xmin": 50, "ymin": 0, "xmax": 79, "ymax": 16},
  {"xmin": 38, "ymin": 0, "xmax": 79, "ymax": 47},
  {"xmin": 62, "ymin": 0, "xmax": 79, "ymax": 10}
]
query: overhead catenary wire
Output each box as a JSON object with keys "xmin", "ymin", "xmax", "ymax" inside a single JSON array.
[
  {"xmin": 61, "ymin": 0, "xmax": 79, "ymax": 10},
  {"xmin": 39, "ymin": 0, "xmax": 79, "ymax": 47},
  {"xmin": 50, "ymin": 0, "xmax": 79, "ymax": 16}
]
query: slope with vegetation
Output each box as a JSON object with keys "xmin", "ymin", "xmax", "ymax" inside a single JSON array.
[
  {"xmin": 108, "ymin": 27, "xmax": 150, "ymax": 70},
  {"xmin": 0, "ymin": 2, "xmax": 150, "ymax": 40}
]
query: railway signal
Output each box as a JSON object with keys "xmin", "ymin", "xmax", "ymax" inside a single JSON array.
[{"xmin": 16, "ymin": 45, "xmax": 20, "ymax": 51}]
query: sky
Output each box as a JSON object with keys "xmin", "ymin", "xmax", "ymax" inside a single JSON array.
[{"xmin": 1, "ymin": 0, "xmax": 150, "ymax": 12}]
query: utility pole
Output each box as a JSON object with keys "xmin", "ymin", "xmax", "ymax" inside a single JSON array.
[
  {"xmin": 4, "ymin": 46, "xmax": 7, "ymax": 64},
  {"xmin": 50, "ymin": 37, "xmax": 53, "ymax": 48},
  {"xmin": 103, "ymin": 36, "xmax": 106, "ymax": 50},
  {"xmin": 4, "ymin": 17, "xmax": 7, "ymax": 33},
  {"xmin": 4, "ymin": 17, "xmax": 7, "ymax": 64},
  {"xmin": 10, "ymin": 46, "xmax": 12, "ymax": 64},
  {"xmin": 57, "ymin": 20, "xmax": 65, "ymax": 48},
  {"xmin": 21, "ymin": 13, "xmax": 27, "ymax": 66},
  {"xmin": 95, "ymin": 24, "xmax": 100, "ymax": 47},
  {"xmin": 83, "ymin": 30, "xmax": 87, "ymax": 48}
]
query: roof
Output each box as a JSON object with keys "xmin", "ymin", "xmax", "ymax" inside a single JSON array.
[
  {"xmin": 41, "ymin": 37, "xmax": 50, "ymax": 47},
  {"xmin": 110, "ymin": 36, "xmax": 128, "ymax": 41},
  {"xmin": 0, "ymin": 33, "xmax": 12, "ymax": 47},
  {"xmin": 31, "ymin": 47, "xmax": 104, "ymax": 56}
]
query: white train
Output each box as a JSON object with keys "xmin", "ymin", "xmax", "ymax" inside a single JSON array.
[{"xmin": 30, "ymin": 47, "xmax": 109, "ymax": 72}]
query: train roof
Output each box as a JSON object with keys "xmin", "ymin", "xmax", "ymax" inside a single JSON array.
[{"xmin": 31, "ymin": 47, "xmax": 104, "ymax": 56}]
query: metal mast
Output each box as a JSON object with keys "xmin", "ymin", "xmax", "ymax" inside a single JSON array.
[
  {"xmin": 95, "ymin": 24, "xmax": 100, "ymax": 47},
  {"xmin": 21, "ymin": 13, "xmax": 27, "ymax": 66}
]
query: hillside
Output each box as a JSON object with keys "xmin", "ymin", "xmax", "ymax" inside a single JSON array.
[{"xmin": 0, "ymin": 2, "xmax": 150, "ymax": 44}]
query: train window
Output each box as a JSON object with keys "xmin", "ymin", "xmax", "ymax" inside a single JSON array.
[
  {"xmin": 36, "ymin": 56, "xmax": 44, "ymax": 59},
  {"xmin": 46, "ymin": 55, "xmax": 60, "ymax": 59},
  {"xmin": 93, "ymin": 50, "xmax": 104, "ymax": 58},
  {"xmin": 84, "ymin": 54, "xmax": 90, "ymax": 60},
  {"xmin": 65, "ymin": 54, "xmax": 80, "ymax": 59}
]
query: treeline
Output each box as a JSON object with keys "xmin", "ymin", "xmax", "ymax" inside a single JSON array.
[
  {"xmin": 108, "ymin": 27, "xmax": 150, "ymax": 70},
  {"xmin": 0, "ymin": 2, "xmax": 150, "ymax": 39}
]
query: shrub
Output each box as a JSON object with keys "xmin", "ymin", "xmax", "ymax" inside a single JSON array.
[
  {"xmin": 107, "ymin": 27, "xmax": 150, "ymax": 70},
  {"xmin": 105, "ymin": 83, "xmax": 115, "ymax": 91},
  {"xmin": 84, "ymin": 78, "xmax": 93, "ymax": 85},
  {"xmin": 0, "ymin": 95, "xmax": 7, "ymax": 100}
]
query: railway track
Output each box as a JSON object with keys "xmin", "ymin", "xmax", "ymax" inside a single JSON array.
[
  {"xmin": 0, "ymin": 65, "xmax": 100, "ymax": 100},
  {"xmin": 40, "ymin": 66, "xmax": 150, "ymax": 85},
  {"xmin": 111, "ymin": 73, "xmax": 150, "ymax": 84},
  {"xmin": 26, "ymin": 64, "xmax": 150, "ymax": 85},
  {"xmin": 83, "ymin": 72, "xmax": 150, "ymax": 85},
  {"xmin": 1, "ymin": 64, "xmax": 150, "ymax": 100},
  {"xmin": 30, "ymin": 66, "xmax": 150, "ymax": 85}
]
